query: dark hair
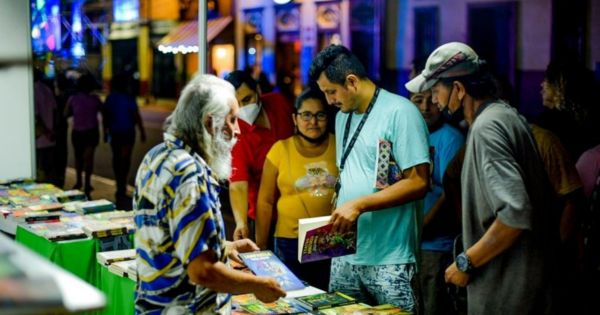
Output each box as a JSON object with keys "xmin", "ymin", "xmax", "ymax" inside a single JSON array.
[
  {"xmin": 438, "ymin": 60, "xmax": 499, "ymax": 100},
  {"xmin": 309, "ymin": 45, "xmax": 368, "ymax": 85},
  {"xmin": 294, "ymin": 87, "xmax": 327, "ymax": 113},
  {"xmin": 224, "ymin": 70, "xmax": 258, "ymax": 92},
  {"xmin": 110, "ymin": 74, "xmax": 130, "ymax": 94},
  {"xmin": 77, "ymin": 73, "xmax": 98, "ymax": 94},
  {"xmin": 544, "ymin": 61, "xmax": 596, "ymax": 115}
]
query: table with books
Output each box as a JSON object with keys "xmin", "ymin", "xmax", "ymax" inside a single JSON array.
[
  {"xmin": 14, "ymin": 212, "xmax": 135, "ymax": 288},
  {"xmin": 0, "ymin": 182, "xmax": 136, "ymax": 288}
]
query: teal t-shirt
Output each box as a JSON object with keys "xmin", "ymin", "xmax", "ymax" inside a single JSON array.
[{"xmin": 335, "ymin": 89, "xmax": 430, "ymax": 265}]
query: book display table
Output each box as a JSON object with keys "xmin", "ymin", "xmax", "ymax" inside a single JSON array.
[
  {"xmin": 15, "ymin": 225, "xmax": 133, "ymax": 288},
  {"xmin": 98, "ymin": 263, "xmax": 135, "ymax": 315}
]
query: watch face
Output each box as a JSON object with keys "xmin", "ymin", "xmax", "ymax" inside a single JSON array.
[{"xmin": 456, "ymin": 254, "xmax": 469, "ymax": 272}]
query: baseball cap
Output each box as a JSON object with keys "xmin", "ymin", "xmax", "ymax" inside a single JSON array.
[{"xmin": 405, "ymin": 42, "xmax": 480, "ymax": 93}]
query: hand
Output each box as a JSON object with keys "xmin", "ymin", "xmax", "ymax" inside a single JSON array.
[
  {"xmin": 233, "ymin": 224, "xmax": 249, "ymax": 241},
  {"xmin": 254, "ymin": 277, "xmax": 286, "ymax": 303},
  {"xmin": 444, "ymin": 262, "xmax": 470, "ymax": 287},
  {"xmin": 226, "ymin": 239, "xmax": 259, "ymax": 264},
  {"xmin": 330, "ymin": 199, "xmax": 362, "ymax": 233}
]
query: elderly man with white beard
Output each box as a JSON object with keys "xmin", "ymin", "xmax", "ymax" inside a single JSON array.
[{"xmin": 133, "ymin": 74, "xmax": 286, "ymax": 315}]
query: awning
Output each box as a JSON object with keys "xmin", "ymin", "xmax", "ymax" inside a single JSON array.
[{"xmin": 157, "ymin": 16, "xmax": 232, "ymax": 54}]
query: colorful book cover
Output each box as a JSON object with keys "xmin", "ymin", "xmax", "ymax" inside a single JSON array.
[
  {"xmin": 239, "ymin": 250, "xmax": 305, "ymax": 292},
  {"xmin": 233, "ymin": 294, "xmax": 310, "ymax": 315},
  {"xmin": 76, "ymin": 199, "xmax": 116, "ymax": 214},
  {"xmin": 294, "ymin": 291, "xmax": 355, "ymax": 311},
  {"xmin": 298, "ymin": 216, "xmax": 356, "ymax": 263}
]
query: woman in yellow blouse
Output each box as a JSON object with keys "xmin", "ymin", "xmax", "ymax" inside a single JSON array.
[{"xmin": 256, "ymin": 87, "xmax": 337, "ymax": 290}]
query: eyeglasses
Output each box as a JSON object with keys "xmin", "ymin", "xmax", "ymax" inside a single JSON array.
[{"xmin": 297, "ymin": 111, "xmax": 328, "ymax": 121}]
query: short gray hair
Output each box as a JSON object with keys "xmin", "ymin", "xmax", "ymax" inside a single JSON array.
[{"xmin": 166, "ymin": 74, "xmax": 235, "ymax": 164}]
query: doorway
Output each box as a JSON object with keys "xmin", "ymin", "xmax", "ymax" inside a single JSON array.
[{"xmin": 468, "ymin": 2, "xmax": 517, "ymax": 90}]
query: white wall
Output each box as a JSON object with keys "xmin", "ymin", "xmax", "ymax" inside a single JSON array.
[{"xmin": 0, "ymin": 1, "xmax": 35, "ymax": 180}]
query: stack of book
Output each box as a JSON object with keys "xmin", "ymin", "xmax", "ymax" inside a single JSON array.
[{"xmin": 98, "ymin": 249, "xmax": 137, "ymax": 281}]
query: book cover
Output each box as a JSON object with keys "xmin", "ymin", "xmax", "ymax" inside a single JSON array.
[
  {"xmin": 294, "ymin": 291, "xmax": 355, "ymax": 311},
  {"xmin": 239, "ymin": 250, "xmax": 305, "ymax": 292},
  {"xmin": 375, "ymin": 139, "xmax": 402, "ymax": 189},
  {"xmin": 298, "ymin": 216, "xmax": 356, "ymax": 263},
  {"xmin": 233, "ymin": 294, "xmax": 310, "ymax": 315}
]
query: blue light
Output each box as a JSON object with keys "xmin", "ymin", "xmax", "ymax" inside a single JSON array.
[
  {"xmin": 71, "ymin": 42, "xmax": 85, "ymax": 58},
  {"xmin": 248, "ymin": 48, "xmax": 256, "ymax": 55},
  {"xmin": 114, "ymin": 0, "xmax": 140, "ymax": 22}
]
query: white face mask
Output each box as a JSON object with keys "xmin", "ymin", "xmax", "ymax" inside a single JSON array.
[{"xmin": 238, "ymin": 102, "xmax": 261, "ymax": 124}]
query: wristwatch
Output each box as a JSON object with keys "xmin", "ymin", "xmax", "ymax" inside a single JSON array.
[{"xmin": 455, "ymin": 252, "xmax": 473, "ymax": 273}]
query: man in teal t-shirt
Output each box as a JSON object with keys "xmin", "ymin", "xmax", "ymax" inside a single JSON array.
[{"xmin": 309, "ymin": 45, "xmax": 430, "ymax": 313}]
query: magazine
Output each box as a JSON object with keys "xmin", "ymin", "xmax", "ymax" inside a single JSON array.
[
  {"xmin": 298, "ymin": 216, "xmax": 356, "ymax": 263},
  {"xmin": 239, "ymin": 250, "xmax": 305, "ymax": 292}
]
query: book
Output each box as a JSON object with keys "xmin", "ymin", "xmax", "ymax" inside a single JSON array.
[
  {"xmin": 239, "ymin": 250, "xmax": 305, "ymax": 292},
  {"xmin": 97, "ymin": 249, "xmax": 136, "ymax": 266},
  {"xmin": 298, "ymin": 216, "xmax": 356, "ymax": 263},
  {"xmin": 108, "ymin": 259, "xmax": 136, "ymax": 278},
  {"xmin": 294, "ymin": 291, "xmax": 355, "ymax": 311},
  {"xmin": 233, "ymin": 294, "xmax": 310, "ymax": 315},
  {"xmin": 375, "ymin": 139, "xmax": 402, "ymax": 189},
  {"xmin": 28, "ymin": 221, "xmax": 87, "ymax": 241},
  {"xmin": 54, "ymin": 190, "xmax": 87, "ymax": 203},
  {"xmin": 75, "ymin": 199, "xmax": 116, "ymax": 214},
  {"xmin": 82, "ymin": 221, "xmax": 128, "ymax": 238}
]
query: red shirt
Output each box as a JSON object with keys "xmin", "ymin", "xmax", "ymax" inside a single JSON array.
[{"xmin": 230, "ymin": 92, "xmax": 295, "ymax": 219}]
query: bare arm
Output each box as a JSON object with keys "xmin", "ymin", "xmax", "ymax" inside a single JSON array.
[
  {"xmin": 445, "ymin": 218, "xmax": 522, "ymax": 286},
  {"xmin": 331, "ymin": 163, "xmax": 430, "ymax": 232},
  {"xmin": 424, "ymin": 193, "xmax": 445, "ymax": 226},
  {"xmin": 187, "ymin": 250, "xmax": 285, "ymax": 303},
  {"xmin": 255, "ymin": 160, "xmax": 278, "ymax": 249},
  {"xmin": 229, "ymin": 181, "xmax": 250, "ymax": 240}
]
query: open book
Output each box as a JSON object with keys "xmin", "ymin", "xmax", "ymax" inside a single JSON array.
[{"xmin": 297, "ymin": 216, "xmax": 356, "ymax": 263}]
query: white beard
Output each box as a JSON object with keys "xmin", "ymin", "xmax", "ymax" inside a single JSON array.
[{"xmin": 209, "ymin": 125, "xmax": 237, "ymax": 181}]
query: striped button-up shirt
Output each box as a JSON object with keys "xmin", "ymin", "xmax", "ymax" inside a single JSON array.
[{"xmin": 133, "ymin": 133, "xmax": 227, "ymax": 314}]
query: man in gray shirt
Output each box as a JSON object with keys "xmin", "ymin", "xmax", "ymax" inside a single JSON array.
[{"xmin": 406, "ymin": 42, "xmax": 557, "ymax": 314}]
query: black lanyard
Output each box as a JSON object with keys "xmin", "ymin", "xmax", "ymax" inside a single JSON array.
[{"xmin": 339, "ymin": 87, "xmax": 381, "ymax": 173}]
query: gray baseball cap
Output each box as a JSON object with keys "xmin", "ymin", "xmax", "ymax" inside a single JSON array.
[{"xmin": 405, "ymin": 42, "xmax": 480, "ymax": 93}]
